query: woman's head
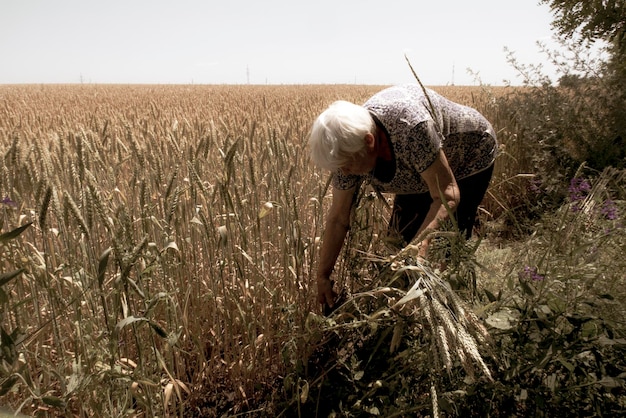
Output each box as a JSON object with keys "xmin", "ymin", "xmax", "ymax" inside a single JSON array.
[{"xmin": 309, "ymin": 100, "xmax": 375, "ymax": 171}]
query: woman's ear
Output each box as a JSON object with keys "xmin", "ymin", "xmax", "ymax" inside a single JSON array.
[{"xmin": 364, "ymin": 133, "xmax": 376, "ymax": 150}]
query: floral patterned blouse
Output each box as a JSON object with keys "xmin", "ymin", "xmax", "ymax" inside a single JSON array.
[{"xmin": 332, "ymin": 84, "xmax": 498, "ymax": 194}]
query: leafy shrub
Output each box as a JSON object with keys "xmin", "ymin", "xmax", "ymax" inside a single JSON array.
[{"xmin": 466, "ymin": 168, "xmax": 626, "ymax": 417}]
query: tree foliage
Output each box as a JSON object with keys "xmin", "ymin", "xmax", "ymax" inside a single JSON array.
[
  {"xmin": 532, "ymin": 0, "xmax": 626, "ymax": 170},
  {"xmin": 540, "ymin": 0, "xmax": 626, "ymax": 48}
]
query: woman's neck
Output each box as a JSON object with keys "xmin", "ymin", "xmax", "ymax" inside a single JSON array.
[{"xmin": 376, "ymin": 127, "xmax": 392, "ymax": 161}]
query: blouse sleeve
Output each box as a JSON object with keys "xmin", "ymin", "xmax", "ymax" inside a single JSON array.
[{"xmin": 330, "ymin": 170, "xmax": 363, "ymax": 190}]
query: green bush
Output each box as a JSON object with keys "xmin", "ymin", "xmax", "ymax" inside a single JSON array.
[{"xmin": 464, "ymin": 167, "xmax": 626, "ymax": 417}]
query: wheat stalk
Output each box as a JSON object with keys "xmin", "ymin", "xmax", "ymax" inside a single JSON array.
[
  {"xmin": 38, "ymin": 185, "xmax": 52, "ymax": 231},
  {"xmin": 64, "ymin": 192, "xmax": 90, "ymax": 238}
]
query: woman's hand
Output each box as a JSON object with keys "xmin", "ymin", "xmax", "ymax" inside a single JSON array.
[
  {"xmin": 317, "ymin": 276, "xmax": 337, "ymax": 307},
  {"xmin": 316, "ymin": 186, "xmax": 354, "ymax": 310}
]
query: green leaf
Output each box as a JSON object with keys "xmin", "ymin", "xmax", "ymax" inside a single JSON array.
[
  {"xmin": 486, "ymin": 309, "xmax": 517, "ymax": 330},
  {"xmin": 148, "ymin": 321, "xmax": 168, "ymax": 339},
  {"xmin": 536, "ymin": 345, "xmax": 554, "ymax": 369},
  {"xmin": 115, "ymin": 316, "xmax": 168, "ymax": 339},
  {"xmin": 0, "ymin": 268, "xmax": 25, "ymax": 288},
  {"xmin": 127, "ymin": 278, "xmax": 145, "ymax": 299},
  {"xmin": 42, "ymin": 396, "xmax": 66, "ymax": 408},
  {"xmin": 581, "ymin": 321, "xmax": 598, "ymax": 338},
  {"xmin": 565, "ymin": 314, "xmax": 593, "ymax": 327},
  {"xmin": 0, "ymin": 375, "xmax": 18, "ymax": 396},
  {"xmin": 0, "ymin": 222, "xmax": 33, "ymax": 243},
  {"xmin": 596, "ymin": 376, "xmax": 622, "ymax": 388},
  {"xmin": 97, "ymin": 247, "xmax": 112, "ymax": 288},
  {"xmin": 0, "ymin": 326, "xmax": 16, "ymax": 364},
  {"xmin": 114, "ymin": 316, "xmax": 148, "ymax": 336},
  {"xmin": 484, "ymin": 288, "xmax": 497, "ymax": 302},
  {"xmin": 557, "ymin": 357, "xmax": 575, "ymax": 373},
  {"xmin": 144, "ymin": 292, "xmax": 169, "ymax": 317},
  {"xmin": 547, "ymin": 297, "xmax": 567, "ymax": 315},
  {"xmin": 519, "ymin": 280, "xmax": 536, "ymax": 297}
]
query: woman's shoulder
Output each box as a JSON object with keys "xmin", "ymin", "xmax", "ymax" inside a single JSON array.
[
  {"xmin": 365, "ymin": 84, "xmax": 429, "ymax": 103},
  {"xmin": 364, "ymin": 85, "xmax": 433, "ymax": 128}
]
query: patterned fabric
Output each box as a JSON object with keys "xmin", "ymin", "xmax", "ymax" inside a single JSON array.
[{"xmin": 331, "ymin": 84, "xmax": 498, "ymax": 194}]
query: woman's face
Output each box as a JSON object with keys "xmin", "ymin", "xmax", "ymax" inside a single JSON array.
[{"xmin": 339, "ymin": 133, "xmax": 377, "ymax": 176}]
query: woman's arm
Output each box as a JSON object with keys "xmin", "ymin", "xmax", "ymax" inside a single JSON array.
[
  {"xmin": 411, "ymin": 149, "xmax": 460, "ymax": 257},
  {"xmin": 316, "ymin": 185, "xmax": 356, "ymax": 307}
]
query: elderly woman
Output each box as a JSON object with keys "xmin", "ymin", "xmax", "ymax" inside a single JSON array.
[{"xmin": 309, "ymin": 84, "xmax": 498, "ymax": 308}]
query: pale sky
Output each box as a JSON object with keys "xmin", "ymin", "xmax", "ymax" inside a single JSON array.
[{"xmin": 0, "ymin": 0, "xmax": 561, "ymax": 85}]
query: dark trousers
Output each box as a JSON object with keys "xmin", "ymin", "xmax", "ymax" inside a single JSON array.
[{"xmin": 388, "ymin": 164, "xmax": 494, "ymax": 246}]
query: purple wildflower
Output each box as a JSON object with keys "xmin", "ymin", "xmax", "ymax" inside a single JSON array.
[
  {"xmin": 569, "ymin": 177, "xmax": 591, "ymax": 212},
  {"xmin": 529, "ymin": 177, "xmax": 543, "ymax": 194},
  {"xmin": 519, "ymin": 265, "xmax": 544, "ymax": 282},
  {"xmin": 600, "ymin": 199, "xmax": 618, "ymax": 220},
  {"xmin": 569, "ymin": 177, "xmax": 591, "ymax": 199},
  {"xmin": 1, "ymin": 196, "xmax": 16, "ymax": 207}
]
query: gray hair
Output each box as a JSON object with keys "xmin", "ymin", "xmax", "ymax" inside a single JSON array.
[{"xmin": 308, "ymin": 100, "xmax": 375, "ymax": 171}]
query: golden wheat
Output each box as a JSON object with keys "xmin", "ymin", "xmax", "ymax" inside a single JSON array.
[{"xmin": 0, "ymin": 84, "xmax": 506, "ymax": 417}]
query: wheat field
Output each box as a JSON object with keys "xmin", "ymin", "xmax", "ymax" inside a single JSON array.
[{"xmin": 0, "ymin": 84, "xmax": 515, "ymax": 416}]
